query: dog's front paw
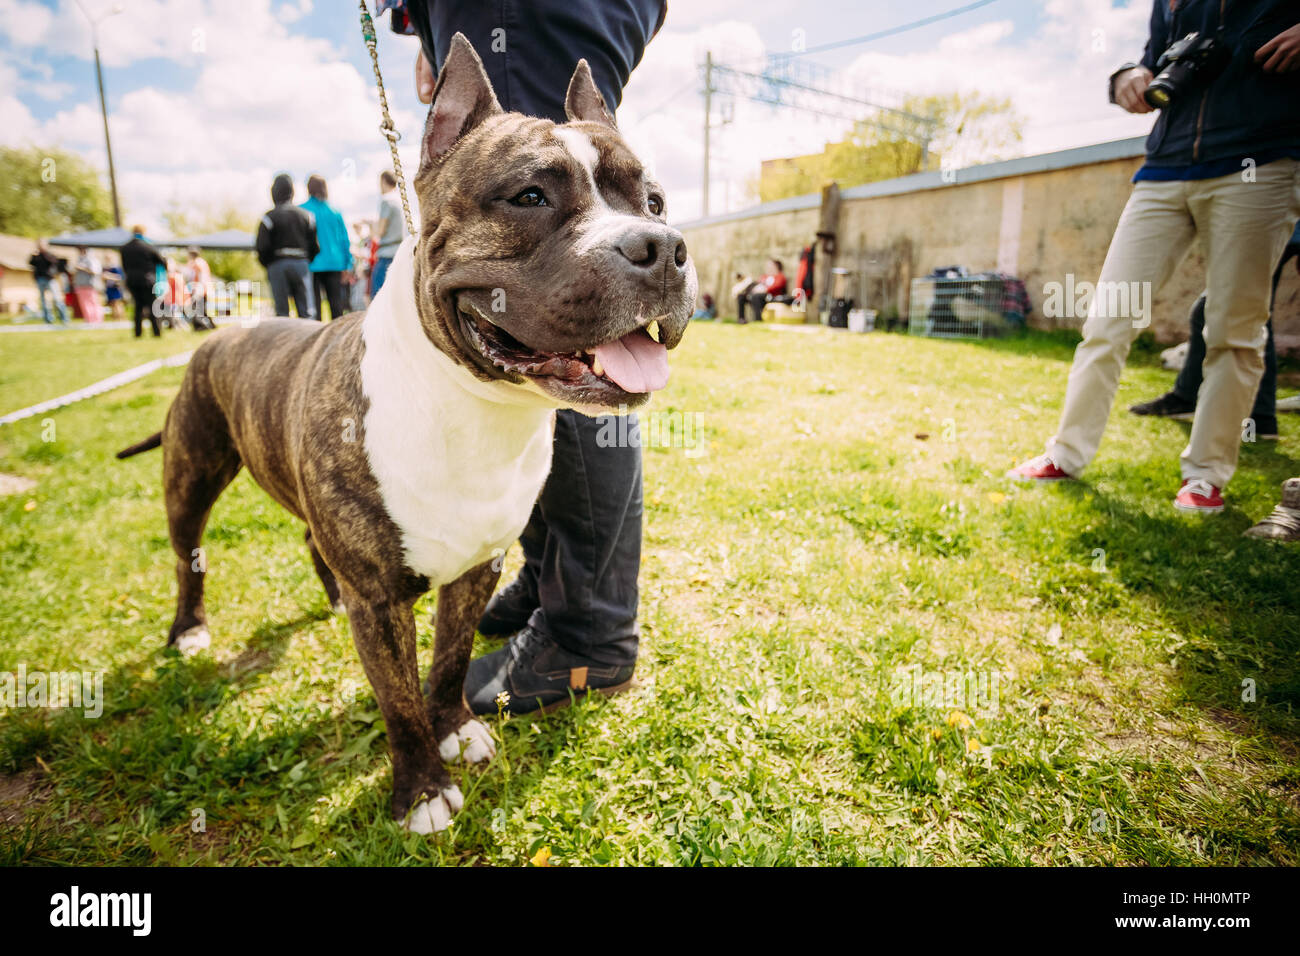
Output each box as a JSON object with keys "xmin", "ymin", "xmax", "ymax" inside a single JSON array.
[
  {"xmin": 174, "ymin": 626, "xmax": 211, "ymax": 656},
  {"xmin": 438, "ymin": 719, "xmax": 496, "ymax": 763},
  {"xmin": 402, "ymin": 785, "xmax": 464, "ymax": 834}
]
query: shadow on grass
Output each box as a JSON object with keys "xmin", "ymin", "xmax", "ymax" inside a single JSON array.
[
  {"xmin": 900, "ymin": 326, "xmax": 1194, "ymax": 372},
  {"xmin": 0, "ymin": 602, "xmax": 585, "ymax": 864},
  {"xmin": 1047, "ymin": 477, "xmax": 1300, "ymax": 752}
]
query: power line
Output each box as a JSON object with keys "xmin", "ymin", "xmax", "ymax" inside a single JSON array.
[
  {"xmin": 776, "ymin": 0, "xmax": 1001, "ymax": 60},
  {"xmin": 635, "ymin": 77, "xmax": 703, "ymax": 120}
]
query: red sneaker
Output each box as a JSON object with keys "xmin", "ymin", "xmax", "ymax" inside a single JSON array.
[
  {"xmin": 1007, "ymin": 453, "xmax": 1073, "ymax": 482},
  {"xmin": 1174, "ymin": 478, "xmax": 1224, "ymax": 513}
]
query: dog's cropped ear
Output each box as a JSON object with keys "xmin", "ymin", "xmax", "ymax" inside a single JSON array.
[
  {"xmin": 564, "ymin": 59, "xmax": 616, "ymax": 128},
  {"xmin": 419, "ymin": 32, "xmax": 502, "ymax": 169}
]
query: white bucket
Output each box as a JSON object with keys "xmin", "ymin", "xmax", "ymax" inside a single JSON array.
[{"xmin": 848, "ymin": 309, "xmax": 875, "ymax": 333}]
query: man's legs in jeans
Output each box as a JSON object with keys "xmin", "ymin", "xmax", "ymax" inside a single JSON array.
[
  {"xmin": 1181, "ymin": 160, "xmax": 1300, "ymax": 488},
  {"xmin": 286, "ymin": 260, "xmax": 315, "ymax": 319},
  {"xmin": 1044, "ymin": 180, "xmax": 1197, "ymax": 475},
  {"xmin": 266, "ymin": 260, "xmax": 292, "ymax": 316},
  {"xmin": 36, "ymin": 277, "xmax": 69, "ymax": 324},
  {"xmin": 524, "ymin": 412, "xmax": 641, "ymax": 664},
  {"xmin": 371, "ymin": 256, "xmax": 394, "ymax": 295}
]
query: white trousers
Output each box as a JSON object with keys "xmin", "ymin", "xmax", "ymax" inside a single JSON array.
[{"xmin": 1046, "ymin": 159, "xmax": 1300, "ymax": 488}]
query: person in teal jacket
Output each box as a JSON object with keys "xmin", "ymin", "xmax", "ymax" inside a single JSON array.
[{"xmin": 301, "ymin": 174, "xmax": 353, "ymax": 320}]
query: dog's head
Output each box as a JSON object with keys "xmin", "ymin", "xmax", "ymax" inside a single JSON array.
[{"xmin": 411, "ymin": 33, "xmax": 695, "ymax": 410}]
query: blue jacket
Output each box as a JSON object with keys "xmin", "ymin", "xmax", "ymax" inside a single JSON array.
[
  {"xmin": 1137, "ymin": 0, "xmax": 1300, "ymax": 167},
  {"xmin": 300, "ymin": 196, "xmax": 353, "ymax": 273}
]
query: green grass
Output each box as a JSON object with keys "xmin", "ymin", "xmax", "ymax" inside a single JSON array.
[{"xmin": 1, "ymin": 324, "xmax": 1298, "ymax": 866}]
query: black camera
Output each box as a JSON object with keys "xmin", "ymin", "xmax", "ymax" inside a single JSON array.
[{"xmin": 1144, "ymin": 31, "xmax": 1230, "ymax": 108}]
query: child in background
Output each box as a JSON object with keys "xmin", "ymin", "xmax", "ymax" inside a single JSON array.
[{"xmin": 103, "ymin": 264, "xmax": 126, "ymax": 321}]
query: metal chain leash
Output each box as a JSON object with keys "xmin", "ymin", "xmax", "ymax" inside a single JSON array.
[{"xmin": 359, "ymin": 0, "xmax": 416, "ymax": 236}]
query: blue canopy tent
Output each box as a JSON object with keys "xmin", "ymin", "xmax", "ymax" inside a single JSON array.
[
  {"xmin": 166, "ymin": 229, "xmax": 256, "ymax": 251},
  {"xmin": 46, "ymin": 226, "xmax": 151, "ymax": 250},
  {"xmin": 47, "ymin": 227, "xmax": 254, "ymax": 252}
]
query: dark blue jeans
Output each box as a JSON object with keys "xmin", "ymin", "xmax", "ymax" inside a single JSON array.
[
  {"xmin": 267, "ymin": 258, "xmax": 315, "ymax": 319},
  {"xmin": 1172, "ymin": 244, "xmax": 1296, "ymax": 421},
  {"xmin": 411, "ymin": 0, "xmax": 664, "ymax": 665}
]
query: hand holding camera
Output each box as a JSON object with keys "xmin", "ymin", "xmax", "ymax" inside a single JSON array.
[
  {"xmin": 1116, "ymin": 22, "xmax": 1299, "ymax": 114},
  {"xmin": 1114, "ymin": 65, "xmax": 1155, "ymax": 114}
]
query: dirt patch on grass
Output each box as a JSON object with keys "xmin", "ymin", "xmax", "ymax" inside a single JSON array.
[
  {"xmin": 0, "ymin": 473, "xmax": 36, "ymax": 496},
  {"xmin": 0, "ymin": 770, "xmax": 50, "ymax": 826}
]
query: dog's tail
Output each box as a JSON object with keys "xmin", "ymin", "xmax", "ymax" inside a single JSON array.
[{"xmin": 116, "ymin": 432, "xmax": 162, "ymax": 459}]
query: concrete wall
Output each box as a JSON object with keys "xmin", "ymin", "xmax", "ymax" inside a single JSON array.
[{"xmin": 680, "ymin": 138, "xmax": 1300, "ymax": 352}]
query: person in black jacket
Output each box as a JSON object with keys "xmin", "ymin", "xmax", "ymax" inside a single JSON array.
[
  {"xmin": 28, "ymin": 240, "xmax": 70, "ymax": 326},
  {"xmin": 1011, "ymin": 1, "xmax": 1300, "ymax": 516},
  {"xmin": 119, "ymin": 226, "xmax": 167, "ymax": 338},
  {"xmin": 256, "ymin": 173, "xmax": 319, "ymax": 319}
]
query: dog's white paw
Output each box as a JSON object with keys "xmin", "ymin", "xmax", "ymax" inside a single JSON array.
[
  {"xmin": 174, "ymin": 626, "xmax": 211, "ymax": 656},
  {"xmin": 438, "ymin": 719, "xmax": 496, "ymax": 763},
  {"xmin": 332, "ymin": 600, "xmax": 346, "ymax": 615},
  {"xmin": 403, "ymin": 785, "xmax": 463, "ymax": 835}
]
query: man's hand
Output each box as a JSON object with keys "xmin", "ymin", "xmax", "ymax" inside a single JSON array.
[
  {"xmin": 1256, "ymin": 24, "xmax": 1300, "ymax": 74},
  {"xmin": 1114, "ymin": 65, "xmax": 1155, "ymax": 113},
  {"xmin": 416, "ymin": 49, "xmax": 435, "ymax": 104}
]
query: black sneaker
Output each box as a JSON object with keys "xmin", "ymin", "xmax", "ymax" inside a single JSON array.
[
  {"xmin": 464, "ymin": 626, "xmax": 634, "ymax": 716},
  {"xmin": 1253, "ymin": 415, "xmax": 1280, "ymax": 440},
  {"xmin": 478, "ymin": 573, "xmax": 538, "ymax": 636},
  {"xmin": 1129, "ymin": 391, "xmax": 1195, "ymax": 420}
]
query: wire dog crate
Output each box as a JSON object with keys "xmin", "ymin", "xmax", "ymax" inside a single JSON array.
[{"xmin": 908, "ymin": 276, "xmax": 1005, "ymax": 339}]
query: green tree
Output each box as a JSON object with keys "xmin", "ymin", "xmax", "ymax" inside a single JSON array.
[
  {"xmin": 756, "ymin": 91, "xmax": 1024, "ymax": 203},
  {"xmin": 162, "ymin": 202, "xmax": 261, "ymax": 282},
  {"xmin": 0, "ymin": 146, "xmax": 115, "ymax": 238}
]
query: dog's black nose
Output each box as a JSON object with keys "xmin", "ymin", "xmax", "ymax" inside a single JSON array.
[{"xmin": 616, "ymin": 226, "xmax": 688, "ymax": 276}]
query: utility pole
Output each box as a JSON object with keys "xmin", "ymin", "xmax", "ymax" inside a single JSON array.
[
  {"xmin": 702, "ymin": 50, "xmax": 712, "ymax": 219},
  {"xmin": 75, "ymin": 2, "xmax": 123, "ymax": 227}
]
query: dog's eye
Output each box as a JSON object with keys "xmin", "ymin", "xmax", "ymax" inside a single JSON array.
[
  {"xmin": 647, "ymin": 195, "xmax": 664, "ymax": 216},
  {"xmin": 510, "ymin": 188, "xmax": 548, "ymax": 207}
]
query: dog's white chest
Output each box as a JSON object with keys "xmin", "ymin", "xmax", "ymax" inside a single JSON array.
[{"xmin": 359, "ymin": 242, "xmax": 555, "ymax": 585}]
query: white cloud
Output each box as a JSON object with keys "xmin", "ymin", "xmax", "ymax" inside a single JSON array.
[
  {"xmin": 1, "ymin": 0, "xmax": 424, "ymax": 233},
  {"xmin": 1, "ymin": 0, "xmax": 1165, "ymax": 233},
  {"xmin": 619, "ymin": 0, "xmax": 1158, "ymax": 221}
]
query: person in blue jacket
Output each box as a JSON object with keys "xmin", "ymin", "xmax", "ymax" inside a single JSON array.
[{"xmin": 301, "ymin": 174, "xmax": 354, "ymax": 321}]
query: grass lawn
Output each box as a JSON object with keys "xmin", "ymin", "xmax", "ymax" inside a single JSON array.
[{"xmin": 1, "ymin": 323, "xmax": 1298, "ymax": 866}]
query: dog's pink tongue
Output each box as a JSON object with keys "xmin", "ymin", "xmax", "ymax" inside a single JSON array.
[{"xmin": 592, "ymin": 329, "xmax": 669, "ymax": 393}]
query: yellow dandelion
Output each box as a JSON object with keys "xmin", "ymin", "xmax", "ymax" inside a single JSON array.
[
  {"xmin": 530, "ymin": 846, "xmax": 552, "ymax": 867},
  {"xmin": 987, "ymin": 491, "xmax": 1007, "ymax": 504},
  {"xmin": 24, "ymin": 499, "xmax": 36, "ymax": 512},
  {"xmin": 946, "ymin": 710, "xmax": 974, "ymax": 730},
  {"xmin": 966, "ymin": 738, "xmax": 983, "ymax": 754}
]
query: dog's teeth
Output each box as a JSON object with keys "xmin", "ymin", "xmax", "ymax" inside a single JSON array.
[
  {"xmin": 647, "ymin": 320, "xmax": 661, "ymax": 343},
  {"xmin": 591, "ymin": 354, "xmax": 604, "ymax": 377}
]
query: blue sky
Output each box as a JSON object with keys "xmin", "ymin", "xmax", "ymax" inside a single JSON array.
[{"xmin": 1, "ymin": 1, "xmax": 1156, "ymax": 230}]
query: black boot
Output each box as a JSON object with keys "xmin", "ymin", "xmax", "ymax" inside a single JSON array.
[
  {"xmin": 464, "ymin": 626, "xmax": 634, "ymax": 716},
  {"xmin": 477, "ymin": 572, "xmax": 539, "ymax": 636}
]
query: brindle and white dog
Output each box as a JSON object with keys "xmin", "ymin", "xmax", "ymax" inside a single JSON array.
[{"xmin": 117, "ymin": 34, "xmax": 696, "ymax": 832}]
